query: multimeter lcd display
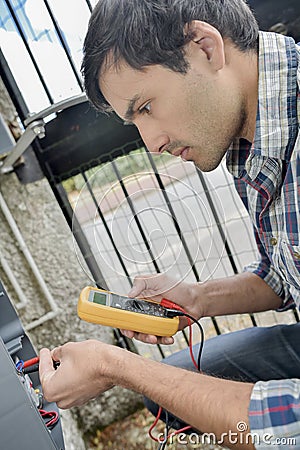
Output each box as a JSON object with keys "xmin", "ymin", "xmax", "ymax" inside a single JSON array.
[{"xmin": 90, "ymin": 292, "xmax": 107, "ymax": 306}]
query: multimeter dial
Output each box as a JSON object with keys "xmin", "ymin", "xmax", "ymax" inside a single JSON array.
[{"xmin": 110, "ymin": 294, "xmax": 168, "ymax": 317}]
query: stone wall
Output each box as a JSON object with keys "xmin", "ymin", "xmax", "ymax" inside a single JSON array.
[{"xmin": 0, "ymin": 78, "xmax": 142, "ymax": 449}]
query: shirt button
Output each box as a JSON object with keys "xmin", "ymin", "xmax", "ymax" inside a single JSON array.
[
  {"xmin": 270, "ymin": 237, "xmax": 278, "ymax": 246},
  {"xmin": 293, "ymin": 252, "xmax": 300, "ymax": 260}
]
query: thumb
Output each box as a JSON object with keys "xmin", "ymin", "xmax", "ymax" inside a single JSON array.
[
  {"xmin": 51, "ymin": 345, "xmax": 63, "ymax": 363},
  {"xmin": 39, "ymin": 347, "xmax": 56, "ymax": 384},
  {"xmin": 128, "ymin": 285, "xmax": 140, "ymax": 297},
  {"xmin": 128, "ymin": 275, "xmax": 150, "ymax": 297}
]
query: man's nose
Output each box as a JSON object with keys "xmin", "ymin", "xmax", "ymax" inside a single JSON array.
[{"xmin": 136, "ymin": 122, "xmax": 170, "ymax": 154}]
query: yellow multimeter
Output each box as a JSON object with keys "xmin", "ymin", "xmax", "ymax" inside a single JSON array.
[{"xmin": 77, "ymin": 286, "xmax": 179, "ymax": 336}]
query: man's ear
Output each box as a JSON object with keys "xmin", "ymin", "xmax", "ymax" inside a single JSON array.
[{"xmin": 185, "ymin": 20, "xmax": 225, "ymax": 72}]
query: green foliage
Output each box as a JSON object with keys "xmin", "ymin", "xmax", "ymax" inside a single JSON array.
[{"xmin": 62, "ymin": 148, "xmax": 170, "ymax": 194}]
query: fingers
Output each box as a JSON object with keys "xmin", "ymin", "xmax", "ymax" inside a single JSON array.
[
  {"xmin": 157, "ymin": 336, "xmax": 174, "ymax": 345},
  {"xmin": 120, "ymin": 329, "xmax": 174, "ymax": 345},
  {"xmin": 120, "ymin": 329, "xmax": 135, "ymax": 339},
  {"xmin": 39, "ymin": 347, "xmax": 57, "ymax": 395}
]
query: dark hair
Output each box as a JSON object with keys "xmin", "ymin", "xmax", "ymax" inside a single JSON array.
[{"xmin": 82, "ymin": 0, "xmax": 259, "ymax": 112}]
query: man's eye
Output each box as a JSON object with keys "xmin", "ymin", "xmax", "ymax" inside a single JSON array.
[{"xmin": 140, "ymin": 102, "xmax": 151, "ymax": 114}]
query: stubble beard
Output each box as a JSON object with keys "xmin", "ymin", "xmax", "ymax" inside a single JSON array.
[{"xmin": 191, "ymin": 105, "xmax": 247, "ymax": 172}]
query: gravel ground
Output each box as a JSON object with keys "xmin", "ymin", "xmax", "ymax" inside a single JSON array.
[{"xmin": 87, "ymin": 407, "xmax": 223, "ymax": 450}]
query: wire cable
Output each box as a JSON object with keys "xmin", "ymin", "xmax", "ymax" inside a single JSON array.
[
  {"xmin": 183, "ymin": 312, "xmax": 205, "ymax": 372},
  {"xmin": 148, "ymin": 301, "xmax": 205, "ymax": 448},
  {"xmin": 39, "ymin": 409, "xmax": 59, "ymax": 429},
  {"xmin": 15, "ymin": 360, "xmax": 24, "ymax": 371}
]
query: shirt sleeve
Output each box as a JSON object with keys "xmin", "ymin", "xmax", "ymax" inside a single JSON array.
[
  {"xmin": 243, "ymin": 226, "xmax": 295, "ymax": 311},
  {"xmin": 248, "ymin": 379, "xmax": 300, "ymax": 448}
]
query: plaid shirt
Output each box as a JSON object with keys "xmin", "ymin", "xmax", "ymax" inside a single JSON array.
[{"xmin": 226, "ymin": 32, "xmax": 300, "ymax": 447}]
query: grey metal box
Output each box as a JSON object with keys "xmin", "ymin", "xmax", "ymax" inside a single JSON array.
[{"xmin": 0, "ymin": 281, "xmax": 65, "ymax": 450}]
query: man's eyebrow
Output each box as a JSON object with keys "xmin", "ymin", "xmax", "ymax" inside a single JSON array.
[{"xmin": 124, "ymin": 94, "xmax": 141, "ymax": 122}]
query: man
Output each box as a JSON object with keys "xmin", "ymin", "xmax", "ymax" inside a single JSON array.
[{"xmin": 39, "ymin": 0, "xmax": 300, "ymax": 447}]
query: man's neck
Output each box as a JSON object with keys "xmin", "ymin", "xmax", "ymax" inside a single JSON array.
[{"xmin": 239, "ymin": 50, "xmax": 259, "ymax": 143}]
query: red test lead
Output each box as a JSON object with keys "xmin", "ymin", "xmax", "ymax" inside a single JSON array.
[
  {"xmin": 22, "ymin": 356, "xmax": 59, "ymax": 372},
  {"xmin": 23, "ymin": 356, "xmax": 40, "ymax": 368},
  {"xmin": 160, "ymin": 298, "xmax": 185, "ymax": 312}
]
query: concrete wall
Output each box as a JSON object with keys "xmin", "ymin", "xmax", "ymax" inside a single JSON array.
[{"xmin": 0, "ymin": 78, "xmax": 142, "ymax": 448}]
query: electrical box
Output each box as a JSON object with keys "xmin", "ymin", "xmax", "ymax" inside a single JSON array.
[{"xmin": 0, "ymin": 280, "xmax": 65, "ymax": 450}]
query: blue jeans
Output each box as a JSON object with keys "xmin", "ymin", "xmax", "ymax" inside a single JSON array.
[{"xmin": 144, "ymin": 323, "xmax": 300, "ymax": 430}]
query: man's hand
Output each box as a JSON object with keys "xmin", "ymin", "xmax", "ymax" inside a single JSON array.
[
  {"xmin": 39, "ymin": 337, "xmax": 254, "ymax": 448},
  {"xmin": 39, "ymin": 340, "xmax": 114, "ymax": 409},
  {"xmin": 120, "ymin": 272, "xmax": 283, "ymax": 345},
  {"xmin": 121, "ymin": 273, "xmax": 201, "ymax": 345}
]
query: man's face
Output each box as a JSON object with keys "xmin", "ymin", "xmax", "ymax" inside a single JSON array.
[{"xmin": 100, "ymin": 50, "xmax": 247, "ymax": 171}]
